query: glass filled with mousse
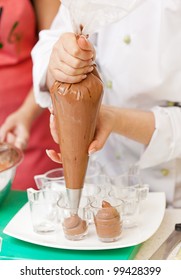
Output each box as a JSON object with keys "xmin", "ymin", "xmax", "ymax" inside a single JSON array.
[{"xmin": 90, "ymin": 198, "xmax": 123, "ymax": 243}]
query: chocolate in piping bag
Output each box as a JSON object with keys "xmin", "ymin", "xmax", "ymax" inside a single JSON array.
[{"xmin": 50, "ymin": 67, "xmax": 103, "ymax": 208}]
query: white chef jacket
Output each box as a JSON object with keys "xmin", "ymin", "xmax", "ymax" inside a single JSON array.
[{"xmin": 31, "ymin": 0, "xmax": 181, "ymax": 207}]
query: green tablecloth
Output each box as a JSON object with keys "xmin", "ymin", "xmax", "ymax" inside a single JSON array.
[{"xmin": 0, "ymin": 190, "xmax": 141, "ymax": 260}]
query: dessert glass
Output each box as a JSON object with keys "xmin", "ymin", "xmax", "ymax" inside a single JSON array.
[
  {"xmin": 85, "ymin": 158, "xmax": 103, "ymax": 183},
  {"xmin": 109, "ymin": 186, "xmax": 140, "ymax": 228},
  {"xmin": 34, "ymin": 167, "xmax": 65, "ymax": 193},
  {"xmin": 90, "ymin": 197, "xmax": 123, "ymax": 243},
  {"xmin": 110, "ymin": 173, "xmax": 149, "ymax": 201},
  {"xmin": 27, "ymin": 188, "xmax": 61, "ymax": 234},
  {"xmin": 57, "ymin": 201, "xmax": 89, "ymax": 241}
]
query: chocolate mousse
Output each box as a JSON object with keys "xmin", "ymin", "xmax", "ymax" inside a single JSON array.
[
  {"xmin": 63, "ymin": 214, "xmax": 87, "ymax": 238},
  {"xmin": 50, "ymin": 67, "xmax": 103, "ymax": 208},
  {"xmin": 94, "ymin": 201, "xmax": 122, "ymax": 240}
]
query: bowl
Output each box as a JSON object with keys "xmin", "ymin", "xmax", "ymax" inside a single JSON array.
[{"xmin": 0, "ymin": 142, "xmax": 23, "ymax": 205}]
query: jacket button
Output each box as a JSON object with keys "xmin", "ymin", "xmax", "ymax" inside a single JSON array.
[
  {"xmin": 123, "ymin": 35, "xmax": 131, "ymax": 44},
  {"xmin": 167, "ymin": 101, "xmax": 175, "ymax": 106},
  {"xmin": 106, "ymin": 80, "xmax": 112, "ymax": 89},
  {"xmin": 161, "ymin": 168, "xmax": 170, "ymax": 176}
]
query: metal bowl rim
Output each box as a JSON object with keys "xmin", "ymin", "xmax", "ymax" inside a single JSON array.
[{"xmin": 0, "ymin": 142, "xmax": 24, "ymax": 173}]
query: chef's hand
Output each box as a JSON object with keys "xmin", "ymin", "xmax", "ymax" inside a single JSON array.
[
  {"xmin": 0, "ymin": 109, "xmax": 30, "ymax": 150},
  {"xmin": 46, "ymin": 32, "xmax": 95, "ymax": 88},
  {"xmin": 46, "ymin": 105, "xmax": 115, "ymax": 163},
  {"xmin": 46, "ymin": 107, "xmax": 62, "ymax": 163},
  {"xmin": 88, "ymin": 105, "xmax": 116, "ymax": 155}
]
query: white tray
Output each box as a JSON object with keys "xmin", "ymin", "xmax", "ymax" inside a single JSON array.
[{"xmin": 3, "ymin": 192, "xmax": 166, "ymax": 250}]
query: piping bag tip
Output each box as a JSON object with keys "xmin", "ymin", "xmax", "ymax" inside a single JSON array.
[{"xmin": 66, "ymin": 188, "xmax": 82, "ymax": 209}]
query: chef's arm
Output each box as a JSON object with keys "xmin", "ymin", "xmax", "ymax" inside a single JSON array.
[
  {"xmin": 33, "ymin": 0, "xmax": 60, "ymax": 31},
  {"xmin": 112, "ymin": 107, "xmax": 155, "ymax": 145},
  {"xmin": 88, "ymin": 105, "xmax": 154, "ymax": 151},
  {"xmin": 89, "ymin": 105, "xmax": 181, "ymax": 169}
]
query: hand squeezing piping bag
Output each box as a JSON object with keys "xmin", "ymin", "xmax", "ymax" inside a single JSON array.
[
  {"xmin": 50, "ymin": 0, "xmax": 145, "ymax": 208},
  {"xmin": 50, "ymin": 67, "xmax": 103, "ymax": 208}
]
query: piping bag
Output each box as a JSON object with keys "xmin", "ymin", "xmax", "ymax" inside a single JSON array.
[{"xmin": 50, "ymin": 0, "xmax": 145, "ymax": 209}]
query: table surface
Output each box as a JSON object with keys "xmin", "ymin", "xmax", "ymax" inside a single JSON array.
[
  {"xmin": 134, "ymin": 207, "xmax": 181, "ymax": 260},
  {"xmin": 0, "ymin": 190, "xmax": 140, "ymax": 260}
]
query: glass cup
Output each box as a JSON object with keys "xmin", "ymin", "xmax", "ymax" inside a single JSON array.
[
  {"xmin": 85, "ymin": 158, "xmax": 103, "ymax": 182},
  {"xmin": 57, "ymin": 202, "xmax": 89, "ymax": 241},
  {"xmin": 34, "ymin": 168, "xmax": 65, "ymax": 192},
  {"xmin": 57, "ymin": 194, "xmax": 91, "ymax": 224},
  {"xmin": 109, "ymin": 186, "xmax": 140, "ymax": 228},
  {"xmin": 83, "ymin": 175, "xmax": 113, "ymax": 224},
  {"xmin": 138, "ymin": 184, "xmax": 149, "ymax": 201},
  {"xmin": 82, "ymin": 184, "xmax": 101, "ymax": 202},
  {"xmin": 90, "ymin": 197, "xmax": 123, "ymax": 242},
  {"xmin": 27, "ymin": 188, "xmax": 61, "ymax": 234},
  {"xmin": 110, "ymin": 173, "xmax": 149, "ymax": 201}
]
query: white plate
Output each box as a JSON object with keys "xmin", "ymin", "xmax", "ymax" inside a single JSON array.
[{"xmin": 3, "ymin": 192, "xmax": 166, "ymax": 250}]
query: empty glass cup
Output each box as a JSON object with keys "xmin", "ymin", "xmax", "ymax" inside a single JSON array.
[
  {"xmin": 109, "ymin": 186, "xmax": 140, "ymax": 228},
  {"xmin": 85, "ymin": 159, "xmax": 103, "ymax": 183},
  {"xmin": 110, "ymin": 173, "xmax": 149, "ymax": 201},
  {"xmin": 27, "ymin": 188, "xmax": 61, "ymax": 234},
  {"xmin": 82, "ymin": 184, "xmax": 101, "ymax": 202},
  {"xmin": 34, "ymin": 168, "xmax": 65, "ymax": 193}
]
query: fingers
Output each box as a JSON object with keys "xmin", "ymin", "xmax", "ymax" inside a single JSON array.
[
  {"xmin": 77, "ymin": 35, "xmax": 96, "ymax": 60},
  {"xmin": 50, "ymin": 113, "xmax": 59, "ymax": 143},
  {"xmin": 88, "ymin": 106, "xmax": 116, "ymax": 155},
  {"xmin": 5, "ymin": 132, "xmax": 16, "ymax": 145},
  {"xmin": 16, "ymin": 124, "xmax": 29, "ymax": 149},
  {"xmin": 6, "ymin": 131, "xmax": 28, "ymax": 150},
  {"xmin": 15, "ymin": 137, "xmax": 28, "ymax": 150},
  {"xmin": 0, "ymin": 131, "xmax": 27, "ymax": 150},
  {"xmin": 48, "ymin": 110, "xmax": 62, "ymax": 163},
  {"xmin": 0, "ymin": 119, "xmax": 13, "ymax": 141},
  {"xmin": 77, "ymin": 35, "xmax": 92, "ymax": 50},
  {"xmin": 0, "ymin": 119, "xmax": 29, "ymax": 150},
  {"xmin": 48, "ymin": 32, "xmax": 95, "ymax": 84},
  {"xmin": 52, "ymin": 41, "xmax": 93, "ymax": 69},
  {"xmin": 46, "ymin": 149, "xmax": 62, "ymax": 163},
  {"xmin": 88, "ymin": 130, "xmax": 109, "ymax": 155},
  {"xmin": 50, "ymin": 58, "xmax": 93, "ymax": 83},
  {"xmin": 48, "ymin": 106, "xmax": 54, "ymax": 115},
  {"xmin": 58, "ymin": 59, "xmax": 94, "ymax": 76},
  {"xmin": 61, "ymin": 33, "xmax": 93, "ymax": 61}
]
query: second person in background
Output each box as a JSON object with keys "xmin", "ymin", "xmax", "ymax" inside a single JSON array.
[{"xmin": 0, "ymin": 0, "xmax": 61, "ymax": 190}]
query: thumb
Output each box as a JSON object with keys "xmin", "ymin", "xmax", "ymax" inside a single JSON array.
[
  {"xmin": 0, "ymin": 120, "xmax": 13, "ymax": 141},
  {"xmin": 77, "ymin": 35, "xmax": 94, "ymax": 52},
  {"xmin": 46, "ymin": 149, "xmax": 62, "ymax": 164},
  {"xmin": 88, "ymin": 128, "xmax": 111, "ymax": 155}
]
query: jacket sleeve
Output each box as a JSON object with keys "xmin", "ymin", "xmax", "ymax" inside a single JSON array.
[
  {"xmin": 31, "ymin": 5, "xmax": 72, "ymax": 108},
  {"xmin": 139, "ymin": 105, "xmax": 181, "ymax": 168}
]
